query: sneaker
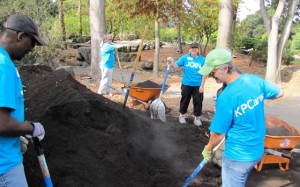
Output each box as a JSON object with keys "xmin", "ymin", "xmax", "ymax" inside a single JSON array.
[
  {"xmin": 194, "ymin": 116, "xmax": 202, "ymax": 126},
  {"xmin": 179, "ymin": 114, "xmax": 186, "ymax": 124}
]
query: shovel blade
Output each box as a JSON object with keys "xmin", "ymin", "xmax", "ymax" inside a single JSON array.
[{"xmin": 150, "ymin": 99, "xmax": 166, "ymax": 122}]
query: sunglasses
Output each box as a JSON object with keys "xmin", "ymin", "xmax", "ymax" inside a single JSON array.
[{"xmin": 24, "ymin": 33, "xmax": 37, "ymax": 47}]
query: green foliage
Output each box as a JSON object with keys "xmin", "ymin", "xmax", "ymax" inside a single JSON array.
[
  {"xmin": 0, "ymin": 0, "xmax": 58, "ymax": 59},
  {"xmin": 160, "ymin": 28, "xmax": 177, "ymax": 43},
  {"xmin": 181, "ymin": 0, "xmax": 219, "ymax": 53},
  {"xmin": 291, "ymin": 24, "xmax": 300, "ymax": 54},
  {"xmin": 282, "ymin": 42, "xmax": 295, "ymax": 65}
]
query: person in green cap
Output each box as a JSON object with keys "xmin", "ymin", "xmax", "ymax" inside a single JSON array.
[{"xmin": 199, "ymin": 48, "xmax": 284, "ymax": 187}]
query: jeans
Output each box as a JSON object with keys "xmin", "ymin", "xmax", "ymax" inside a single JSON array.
[
  {"xmin": 179, "ymin": 84, "xmax": 203, "ymax": 116},
  {"xmin": 222, "ymin": 156, "xmax": 260, "ymax": 187},
  {"xmin": 0, "ymin": 163, "xmax": 28, "ymax": 187}
]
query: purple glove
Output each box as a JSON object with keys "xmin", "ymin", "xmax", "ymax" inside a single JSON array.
[{"xmin": 31, "ymin": 122, "xmax": 45, "ymax": 140}]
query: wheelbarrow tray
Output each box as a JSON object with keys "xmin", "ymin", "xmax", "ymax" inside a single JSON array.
[
  {"xmin": 129, "ymin": 83, "xmax": 169, "ymax": 102},
  {"xmin": 264, "ymin": 135, "xmax": 300, "ymax": 149}
]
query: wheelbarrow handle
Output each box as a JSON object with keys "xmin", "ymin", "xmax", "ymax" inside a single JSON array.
[
  {"xmin": 265, "ymin": 149, "xmax": 293, "ymax": 159},
  {"xmin": 291, "ymin": 148, "xmax": 300, "ymax": 153}
]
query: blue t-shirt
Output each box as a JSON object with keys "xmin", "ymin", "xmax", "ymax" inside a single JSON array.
[
  {"xmin": 99, "ymin": 43, "xmax": 115, "ymax": 69},
  {"xmin": 209, "ymin": 74, "xmax": 280, "ymax": 162},
  {"xmin": 176, "ymin": 54, "xmax": 205, "ymax": 86},
  {"xmin": 0, "ymin": 47, "xmax": 24, "ymax": 174}
]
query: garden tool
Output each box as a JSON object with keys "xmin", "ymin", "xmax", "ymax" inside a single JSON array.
[
  {"xmin": 182, "ymin": 137, "xmax": 225, "ymax": 187},
  {"xmin": 33, "ymin": 137, "xmax": 53, "ymax": 187},
  {"xmin": 123, "ymin": 25, "xmax": 148, "ymax": 108},
  {"xmin": 115, "ymin": 49, "xmax": 126, "ymax": 86},
  {"xmin": 150, "ymin": 64, "xmax": 171, "ymax": 122}
]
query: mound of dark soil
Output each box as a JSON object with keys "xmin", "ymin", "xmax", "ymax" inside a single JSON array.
[{"xmin": 20, "ymin": 65, "xmax": 217, "ymax": 187}]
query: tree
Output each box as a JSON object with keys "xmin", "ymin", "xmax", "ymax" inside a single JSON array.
[
  {"xmin": 260, "ymin": 0, "xmax": 298, "ymax": 83},
  {"xmin": 153, "ymin": 0, "xmax": 160, "ymax": 76},
  {"xmin": 182, "ymin": 0, "xmax": 219, "ymax": 54},
  {"xmin": 58, "ymin": 0, "xmax": 67, "ymax": 49},
  {"xmin": 216, "ymin": 0, "xmax": 235, "ymax": 48},
  {"xmin": 89, "ymin": 0, "xmax": 106, "ymax": 76},
  {"xmin": 78, "ymin": 0, "xmax": 82, "ymax": 36}
]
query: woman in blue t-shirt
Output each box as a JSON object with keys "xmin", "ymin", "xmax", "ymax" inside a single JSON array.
[
  {"xmin": 167, "ymin": 43, "xmax": 206, "ymax": 126},
  {"xmin": 97, "ymin": 34, "xmax": 116, "ymax": 96}
]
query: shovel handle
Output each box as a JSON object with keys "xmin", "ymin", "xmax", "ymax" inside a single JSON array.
[
  {"xmin": 33, "ymin": 137, "xmax": 53, "ymax": 187},
  {"xmin": 182, "ymin": 160, "xmax": 206, "ymax": 187},
  {"xmin": 158, "ymin": 65, "xmax": 171, "ymax": 99}
]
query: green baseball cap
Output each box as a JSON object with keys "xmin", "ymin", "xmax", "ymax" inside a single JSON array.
[{"xmin": 199, "ymin": 48, "xmax": 232, "ymax": 75}]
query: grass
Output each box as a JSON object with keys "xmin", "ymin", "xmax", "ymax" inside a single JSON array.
[{"xmin": 291, "ymin": 60, "xmax": 300, "ymax": 65}]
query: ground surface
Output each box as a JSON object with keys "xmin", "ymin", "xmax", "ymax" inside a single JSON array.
[{"xmin": 21, "ymin": 45, "xmax": 300, "ymax": 187}]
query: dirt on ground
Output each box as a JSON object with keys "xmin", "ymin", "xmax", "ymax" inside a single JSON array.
[{"xmin": 20, "ymin": 46, "xmax": 300, "ymax": 187}]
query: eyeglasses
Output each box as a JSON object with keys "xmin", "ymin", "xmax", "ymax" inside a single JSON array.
[{"xmin": 209, "ymin": 67, "xmax": 221, "ymax": 77}]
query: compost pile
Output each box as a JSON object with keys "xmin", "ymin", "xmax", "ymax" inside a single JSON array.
[{"xmin": 20, "ymin": 65, "xmax": 217, "ymax": 187}]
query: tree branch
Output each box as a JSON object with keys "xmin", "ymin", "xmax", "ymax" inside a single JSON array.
[{"xmin": 260, "ymin": 0, "xmax": 271, "ymax": 35}]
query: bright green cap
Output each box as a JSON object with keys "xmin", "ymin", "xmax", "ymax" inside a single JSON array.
[{"xmin": 199, "ymin": 48, "xmax": 232, "ymax": 75}]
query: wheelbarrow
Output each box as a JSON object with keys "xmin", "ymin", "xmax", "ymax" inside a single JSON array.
[
  {"xmin": 256, "ymin": 134, "xmax": 300, "ymax": 172},
  {"xmin": 123, "ymin": 81, "xmax": 169, "ymax": 109},
  {"xmin": 256, "ymin": 114, "xmax": 300, "ymax": 172}
]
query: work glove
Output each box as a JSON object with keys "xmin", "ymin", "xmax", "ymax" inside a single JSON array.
[
  {"xmin": 20, "ymin": 136, "xmax": 29, "ymax": 154},
  {"xmin": 27, "ymin": 122, "xmax": 45, "ymax": 141},
  {"xmin": 166, "ymin": 57, "xmax": 174, "ymax": 65},
  {"xmin": 202, "ymin": 146, "xmax": 212, "ymax": 163}
]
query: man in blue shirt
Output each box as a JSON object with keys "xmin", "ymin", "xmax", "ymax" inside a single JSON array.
[
  {"xmin": 97, "ymin": 34, "xmax": 116, "ymax": 96},
  {"xmin": 0, "ymin": 14, "xmax": 46, "ymax": 187},
  {"xmin": 167, "ymin": 43, "xmax": 206, "ymax": 126},
  {"xmin": 199, "ymin": 48, "xmax": 284, "ymax": 187}
]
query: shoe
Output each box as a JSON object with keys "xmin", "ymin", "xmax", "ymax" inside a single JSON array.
[
  {"xmin": 194, "ymin": 116, "xmax": 202, "ymax": 126},
  {"xmin": 179, "ymin": 114, "xmax": 186, "ymax": 124}
]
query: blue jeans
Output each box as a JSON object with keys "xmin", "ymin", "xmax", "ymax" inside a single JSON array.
[
  {"xmin": 0, "ymin": 163, "xmax": 28, "ymax": 187},
  {"xmin": 222, "ymin": 156, "xmax": 260, "ymax": 187}
]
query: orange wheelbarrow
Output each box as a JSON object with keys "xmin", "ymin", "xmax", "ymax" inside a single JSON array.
[
  {"xmin": 123, "ymin": 81, "xmax": 169, "ymax": 109},
  {"xmin": 256, "ymin": 135, "xmax": 300, "ymax": 172},
  {"xmin": 256, "ymin": 115, "xmax": 300, "ymax": 172}
]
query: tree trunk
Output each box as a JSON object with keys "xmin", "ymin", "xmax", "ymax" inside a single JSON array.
[
  {"xmin": 260, "ymin": 0, "xmax": 271, "ymax": 35},
  {"xmin": 90, "ymin": 0, "xmax": 106, "ymax": 76},
  {"xmin": 153, "ymin": 0, "xmax": 160, "ymax": 76},
  {"xmin": 216, "ymin": 0, "xmax": 233, "ymax": 48},
  {"xmin": 276, "ymin": 0, "xmax": 298, "ymax": 82},
  {"xmin": 262, "ymin": 0, "xmax": 285, "ymax": 83},
  {"xmin": 176, "ymin": 20, "xmax": 183, "ymax": 54},
  {"xmin": 58, "ymin": 0, "xmax": 67, "ymax": 49},
  {"xmin": 153, "ymin": 19, "xmax": 160, "ymax": 76},
  {"xmin": 78, "ymin": 0, "xmax": 82, "ymax": 36}
]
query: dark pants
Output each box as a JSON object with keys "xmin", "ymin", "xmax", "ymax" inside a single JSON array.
[{"xmin": 179, "ymin": 84, "xmax": 203, "ymax": 116}]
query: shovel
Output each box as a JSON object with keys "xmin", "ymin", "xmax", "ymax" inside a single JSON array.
[
  {"xmin": 150, "ymin": 64, "xmax": 171, "ymax": 122},
  {"xmin": 33, "ymin": 137, "xmax": 53, "ymax": 187},
  {"xmin": 182, "ymin": 137, "xmax": 225, "ymax": 187},
  {"xmin": 123, "ymin": 25, "xmax": 148, "ymax": 108},
  {"xmin": 115, "ymin": 49, "xmax": 126, "ymax": 86}
]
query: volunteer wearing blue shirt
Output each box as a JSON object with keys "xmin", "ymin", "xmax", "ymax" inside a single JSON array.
[
  {"xmin": 0, "ymin": 14, "xmax": 46, "ymax": 186},
  {"xmin": 199, "ymin": 48, "xmax": 284, "ymax": 187},
  {"xmin": 97, "ymin": 34, "xmax": 116, "ymax": 96},
  {"xmin": 167, "ymin": 43, "xmax": 206, "ymax": 126}
]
